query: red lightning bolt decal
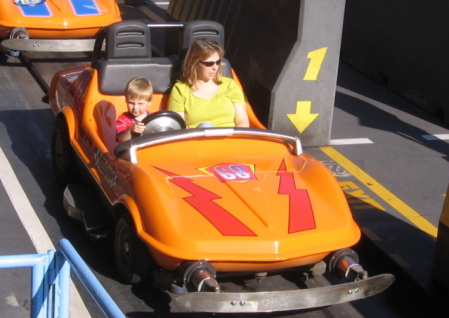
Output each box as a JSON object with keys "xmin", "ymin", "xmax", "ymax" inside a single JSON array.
[
  {"xmin": 277, "ymin": 160, "xmax": 316, "ymax": 233},
  {"xmin": 156, "ymin": 167, "xmax": 256, "ymax": 236}
]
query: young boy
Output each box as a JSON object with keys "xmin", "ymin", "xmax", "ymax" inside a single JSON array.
[{"xmin": 116, "ymin": 77, "xmax": 153, "ymax": 142}]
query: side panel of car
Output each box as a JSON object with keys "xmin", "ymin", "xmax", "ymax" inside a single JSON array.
[{"xmin": 53, "ymin": 69, "xmax": 169, "ymax": 243}]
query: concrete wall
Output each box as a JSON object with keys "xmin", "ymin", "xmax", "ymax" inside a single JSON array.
[{"xmin": 341, "ymin": 0, "xmax": 449, "ymax": 123}]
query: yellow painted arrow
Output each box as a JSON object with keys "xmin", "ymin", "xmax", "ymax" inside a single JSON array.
[{"xmin": 287, "ymin": 101, "xmax": 319, "ymax": 133}]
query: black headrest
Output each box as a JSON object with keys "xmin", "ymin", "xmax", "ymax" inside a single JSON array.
[
  {"xmin": 181, "ymin": 20, "xmax": 225, "ymax": 54},
  {"xmin": 92, "ymin": 20, "xmax": 152, "ymax": 68},
  {"xmin": 105, "ymin": 21, "xmax": 152, "ymax": 59}
]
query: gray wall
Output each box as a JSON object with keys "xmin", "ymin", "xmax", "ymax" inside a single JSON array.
[{"xmin": 341, "ymin": 0, "xmax": 449, "ymax": 123}]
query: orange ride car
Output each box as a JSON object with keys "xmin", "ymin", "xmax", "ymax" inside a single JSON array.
[
  {"xmin": 49, "ymin": 20, "xmax": 394, "ymax": 313},
  {"xmin": 0, "ymin": 0, "xmax": 121, "ymax": 52}
]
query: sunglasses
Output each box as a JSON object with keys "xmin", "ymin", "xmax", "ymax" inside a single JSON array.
[{"xmin": 199, "ymin": 59, "xmax": 221, "ymax": 67}]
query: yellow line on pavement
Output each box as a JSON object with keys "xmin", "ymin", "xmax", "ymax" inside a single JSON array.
[{"xmin": 320, "ymin": 146, "xmax": 438, "ymax": 237}]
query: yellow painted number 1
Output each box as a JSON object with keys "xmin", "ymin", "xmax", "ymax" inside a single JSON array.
[{"xmin": 303, "ymin": 47, "xmax": 328, "ymax": 81}]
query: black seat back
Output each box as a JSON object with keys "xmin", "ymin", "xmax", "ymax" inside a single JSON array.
[
  {"xmin": 92, "ymin": 21, "xmax": 175, "ymax": 95},
  {"xmin": 181, "ymin": 20, "xmax": 225, "ymax": 55}
]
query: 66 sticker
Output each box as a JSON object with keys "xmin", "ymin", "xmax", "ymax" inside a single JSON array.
[{"xmin": 201, "ymin": 163, "xmax": 256, "ymax": 183}]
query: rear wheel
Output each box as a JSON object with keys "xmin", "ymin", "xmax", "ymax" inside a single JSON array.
[
  {"xmin": 114, "ymin": 213, "xmax": 151, "ymax": 284},
  {"xmin": 51, "ymin": 118, "xmax": 78, "ymax": 185}
]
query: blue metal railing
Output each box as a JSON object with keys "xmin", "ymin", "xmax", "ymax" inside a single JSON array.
[{"xmin": 0, "ymin": 239, "xmax": 125, "ymax": 318}]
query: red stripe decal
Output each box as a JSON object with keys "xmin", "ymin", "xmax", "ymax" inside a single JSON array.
[
  {"xmin": 156, "ymin": 167, "xmax": 256, "ymax": 236},
  {"xmin": 277, "ymin": 160, "xmax": 316, "ymax": 233}
]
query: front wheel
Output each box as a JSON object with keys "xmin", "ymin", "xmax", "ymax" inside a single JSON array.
[
  {"xmin": 51, "ymin": 118, "xmax": 78, "ymax": 185},
  {"xmin": 114, "ymin": 213, "xmax": 151, "ymax": 284}
]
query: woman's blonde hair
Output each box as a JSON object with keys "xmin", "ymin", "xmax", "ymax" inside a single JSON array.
[
  {"xmin": 125, "ymin": 77, "xmax": 153, "ymax": 101},
  {"xmin": 181, "ymin": 40, "xmax": 224, "ymax": 87}
]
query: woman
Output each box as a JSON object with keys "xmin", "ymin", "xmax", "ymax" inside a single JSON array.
[{"xmin": 168, "ymin": 39, "xmax": 249, "ymax": 128}]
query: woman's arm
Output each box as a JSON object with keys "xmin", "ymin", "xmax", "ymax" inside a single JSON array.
[
  {"xmin": 234, "ymin": 103, "xmax": 249, "ymax": 127},
  {"xmin": 168, "ymin": 84, "xmax": 188, "ymax": 126}
]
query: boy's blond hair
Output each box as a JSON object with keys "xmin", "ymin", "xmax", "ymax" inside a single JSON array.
[{"xmin": 125, "ymin": 77, "xmax": 153, "ymax": 101}]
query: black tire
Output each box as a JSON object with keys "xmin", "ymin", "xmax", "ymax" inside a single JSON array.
[
  {"xmin": 51, "ymin": 118, "xmax": 78, "ymax": 185},
  {"xmin": 114, "ymin": 213, "xmax": 151, "ymax": 284}
]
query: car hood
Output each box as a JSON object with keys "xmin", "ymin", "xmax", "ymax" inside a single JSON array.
[{"xmin": 129, "ymin": 138, "xmax": 360, "ymax": 264}]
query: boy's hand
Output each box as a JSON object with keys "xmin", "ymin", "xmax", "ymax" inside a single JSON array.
[{"xmin": 132, "ymin": 122, "xmax": 145, "ymax": 135}]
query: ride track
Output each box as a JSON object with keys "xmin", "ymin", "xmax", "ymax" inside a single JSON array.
[{"xmin": 2, "ymin": 0, "xmax": 446, "ymax": 317}]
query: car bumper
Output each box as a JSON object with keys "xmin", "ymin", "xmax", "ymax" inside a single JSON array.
[{"xmin": 173, "ymin": 273, "xmax": 394, "ymax": 313}]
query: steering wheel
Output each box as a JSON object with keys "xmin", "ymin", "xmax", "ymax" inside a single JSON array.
[{"xmin": 139, "ymin": 110, "xmax": 186, "ymax": 135}]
